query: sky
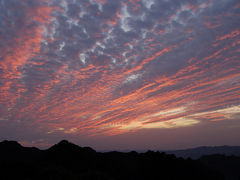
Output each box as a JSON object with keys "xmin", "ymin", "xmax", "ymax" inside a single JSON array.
[{"xmin": 0, "ymin": 0, "xmax": 240, "ymax": 151}]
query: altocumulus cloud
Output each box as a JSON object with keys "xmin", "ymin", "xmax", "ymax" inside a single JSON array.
[{"xmin": 0, "ymin": 0, "xmax": 240, "ymax": 148}]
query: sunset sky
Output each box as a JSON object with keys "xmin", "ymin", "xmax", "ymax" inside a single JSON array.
[{"xmin": 0, "ymin": 0, "xmax": 240, "ymax": 150}]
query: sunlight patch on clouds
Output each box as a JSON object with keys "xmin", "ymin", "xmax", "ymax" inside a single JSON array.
[
  {"xmin": 142, "ymin": 0, "xmax": 155, "ymax": 9},
  {"xmin": 64, "ymin": 128, "xmax": 78, "ymax": 134},
  {"xmin": 0, "ymin": 117, "xmax": 8, "ymax": 121},
  {"xmin": 120, "ymin": 5, "xmax": 131, "ymax": 32},
  {"xmin": 43, "ymin": 18, "xmax": 58, "ymax": 41},
  {"xmin": 92, "ymin": 115, "xmax": 102, "ymax": 121},
  {"xmin": 190, "ymin": 105, "xmax": 240, "ymax": 122},
  {"xmin": 123, "ymin": 74, "xmax": 141, "ymax": 84},
  {"xmin": 47, "ymin": 127, "xmax": 78, "ymax": 134},
  {"xmin": 66, "ymin": 18, "xmax": 79, "ymax": 29},
  {"xmin": 216, "ymin": 105, "xmax": 240, "ymax": 114},
  {"xmin": 60, "ymin": 0, "xmax": 68, "ymax": 12},
  {"xmin": 119, "ymin": 121, "xmax": 142, "ymax": 130},
  {"xmin": 139, "ymin": 107, "xmax": 187, "ymax": 121},
  {"xmin": 117, "ymin": 106, "xmax": 199, "ymax": 130},
  {"xmin": 119, "ymin": 117, "xmax": 199, "ymax": 130},
  {"xmin": 47, "ymin": 127, "xmax": 65, "ymax": 134},
  {"xmin": 96, "ymin": 41, "xmax": 106, "ymax": 49},
  {"xmin": 143, "ymin": 117, "xmax": 200, "ymax": 129},
  {"xmin": 59, "ymin": 42, "xmax": 65, "ymax": 51},
  {"xmin": 210, "ymin": 105, "xmax": 240, "ymax": 121},
  {"xmin": 79, "ymin": 53, "xmax": 87, "ymax": 64},
  {"xmin": 89, "ymin": 0, "xmax": 103, "ymax": 12},
  {"xmin": 79, "ymin": 7, "xmax": 87, "ymax": 18}
]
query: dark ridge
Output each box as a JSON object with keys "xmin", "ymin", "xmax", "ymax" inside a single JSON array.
[
  {"xmin": 0, "ymin": 140, "xmax": 40, "ymax": 151},
  {"xmin": 0, "ymin": 140, "xmax": 239, "ymax": 180},
  {"xmin": 0, "ymin": 140, "xmax": 40, "ymax": 162},
  {"xmin": 0, "ymin": 140, "xmax": 22, "ymax": 150},
  {"xmin": 47, "ymin": 140, "xmax": 81, "ymax": 151},
  {"xmin": 166, "ymin": 146, "xmax": 240, "ymax": 159},
  {"xmin": 46, "ymin": 139, "xmax": 96, "ymax": 154},
  {"xmin": 200, "ymin": 154, "xmax": 240, "ymax": 180}
]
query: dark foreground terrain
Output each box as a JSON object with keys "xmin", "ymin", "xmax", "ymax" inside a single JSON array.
[
  {"xmin": 166, "ymin": 146, "xmax": 240, "ymax": 159},
  {"xmin": 0, "ymin": 140, "xmax": 239, "ymax": 180}
]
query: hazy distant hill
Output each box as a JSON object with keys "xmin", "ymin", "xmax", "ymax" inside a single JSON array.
[
  {"xmin": 1, "ymin": 140, "xmax": 239, "ymax": 180},
  {"xmin": 166, "ymin": 146, "xmax": 240, "ymax": 159}
]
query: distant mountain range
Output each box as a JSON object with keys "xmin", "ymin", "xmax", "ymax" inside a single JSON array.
[
  {"xmin": 165, "ymin": 146, "xmax": 240, "ymax": 159},
  {"xmin": 0, "ymin": 140, "xmax": 240, "ymax": 180}
]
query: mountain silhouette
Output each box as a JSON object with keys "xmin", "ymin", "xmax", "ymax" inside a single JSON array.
[
  {"xmin": 48, "ymin": 140, "xmax": 80, "ymax": 150},
  {"xmin": 0, "ymin": 140, "xmax": 239, "ymax": 180},
  {"xmin": 0, "ymin": 140, "xmax": 40, "ymax": 161},
  {"xmin": 166, "ymin": 146, "xmax": 240, "ymax": 159},
  {"xmin": 47, "ymin": 140, "xmax": 96, "ymax": 154}
]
